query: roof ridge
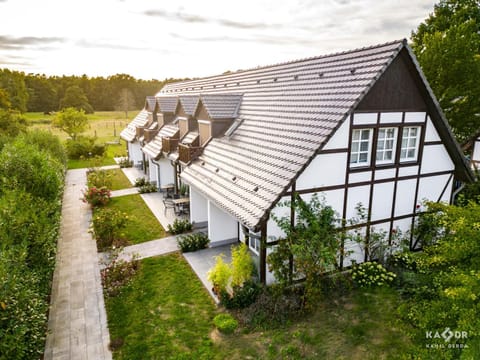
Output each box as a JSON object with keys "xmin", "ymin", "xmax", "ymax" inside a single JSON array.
[{"xmin": 160, "ymin": 39, "xmax": 405, "ymax": 91}]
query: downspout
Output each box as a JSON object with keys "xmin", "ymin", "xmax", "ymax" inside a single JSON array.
[
  {"xmin": 451, "ymin": 182, "xmax": 465, "ymax": 204},
  {"xmin": 152, "ymin": 159, "xmax": 162, "ymax": 190}
]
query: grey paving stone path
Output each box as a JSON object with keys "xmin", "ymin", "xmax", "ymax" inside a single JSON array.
[{"xmin": 44, "ymin": 169, "xmax": 112, "ymax": 360}]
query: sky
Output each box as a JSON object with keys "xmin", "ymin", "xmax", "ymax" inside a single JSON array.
[{"xmin": 0, "ymin": 0, "xmax": 437, "ymax": 80}]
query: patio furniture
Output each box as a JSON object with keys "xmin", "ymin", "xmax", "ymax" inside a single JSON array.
[
  {"xmin": 163, "ymin": 199, "xmax": 176, "ymax": 215},
  {"xmin": 172, "ymin": 197, "xmax": 190, "ymax": 215},
  {"xmin": 160, "ymin": 183, "xmax": 175, "ymax": 198}
]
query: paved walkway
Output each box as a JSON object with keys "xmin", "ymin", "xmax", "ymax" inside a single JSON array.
[{"xmin": 44, "ymin": 169, "xmax": 112, "ymax": 360}]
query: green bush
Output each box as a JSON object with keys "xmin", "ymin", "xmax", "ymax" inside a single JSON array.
[
  {"xmin": 220, "ymin": 280, "xmax": 261, "ymax": 309},
  {"xmin": 167, "ymin": 218, "xmax": 192, "ymax": 235},
  {"xmin": 177, "ymin": 232, "xmax": 210, "ymax": 252},
  {"xmin": 134, "ymin": 177, "xmax": 148, "ymax": 187},
  {"xmin": 0, "ymin": 141, "xmax": 64, "ymax": 201},
  {"xmin": 208, "ymin": 254, "xmax": 231, "ymax": 294},
  {"xmin": 101, "ymin": 249, "xmax": 140, "ymax": 297},
  {"xmin": 351, "ymin": 261, "xmax": 396, "ymax": 288},
  {"xmin": 138, "ymin": 183, "xmax": 158, "ymax": 194},
  {"xmin": 65, "ymin": 136, "xmax": 105, "ymax": 160},
  {"xmin": 82, "ymin": 186, "xmax": 111, "ymax": 208},
  {"xmin": 213, "ymin": 313, "xmax": 238, "ymax": 334},
  {"xmin": 18, "ymin": 129, "xmax": 67, "ymax": 165},
  {"xmin": 87, "ymin": 168, "xmax": 113, "ymax": 189},
  {"xmin": 91, "ymin": 208, "xmax": 129, "ymax": 250},
  {"xmin": 118, "ymin": 157, "xmax": 133, "ymax": 168},
  {"xmin": 0, "ymin": 132, "xmax": 65, "ymax": 359}
]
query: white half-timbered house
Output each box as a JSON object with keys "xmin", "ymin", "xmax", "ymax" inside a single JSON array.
[{"xmin": 122, "ymin": 40, "xmax": 474, "ymax": 283}]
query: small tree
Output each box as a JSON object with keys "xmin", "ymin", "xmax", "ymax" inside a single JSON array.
[
  {"xmin": 268, "ymin": 193, "xmax": 341, "ymax": 307},
  {"xmin": 53, "ymin": 107, "xmax": 88, "ymax": 140},
  {"xmin": 60, "ymin": 85, "xmax": 93, "ymax": 114}
]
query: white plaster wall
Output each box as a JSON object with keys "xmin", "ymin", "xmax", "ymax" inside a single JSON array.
[
  {"xmin": 208, "ymin": 202, "xmax": 238, "ymax": 243},
  {"xmin": 267, "ymin": 195, "xmax": 291, "ymax": 240},
  {"xmin": 296, "ymin": 153, "xmax": 347, "ymax": 190},
  {"xmin": 472, "ymin": 140, "xmax": 480, "ymax": 162},
  {"xmin": 404, "ymin": 112, "xmax": 426, "ymax": 123},
  {"xmin": 394, "ymin": 179, "xmax": 417, "ymax": 216},
  {"xmin": 380, "ymin": 112, "xmax": 402, "ymax": 123},
  {"xmin": 393, "ymin": 218, "xmax": 413, "ymax": 238},
  {"xmin": 345, "ymin": 185, "xmax": 371, "ymax": 220},
  {"xmin": 343, "ymin": 238, "xmax": 365, "ymax": 267},
  {"xmin": 421, "ymin": 145, "xmax": 454, "ymax": 174},
  {"xmin": 158, "ymin": 157, "xmax": 175, "ymax": 186},
  {"xmin": 190, "ymin": 187, "xmax": 208, "ymax": 225},
  {"xmin": 148, "ymin": 158, "xmax": 159, "ymax": 184},
  {"xmin": 417, "ymin": 174, "xmax": 452, "ymax": 204},
  {"xmin": 349, "ymin": 171, "xmax": 372, "ymax": 184},
  {"xmin": 375, "ymin": 168, "xmax": 396, "ymax": 181},
  {"xmin": 398, "ymin": 165, "xmax": 419, "ymax": 177},
  {"xmin": 371, "ymin": 182, "xmax": 394, "ymax": 221},
  {"xmin": 128, "ymin": 142, "xmax": 143, "ymax": 165},
  {"xmin": 302, "ymin": 189, "xmax": 344, "ymax": 218},
  {"xmin": 323, "ymin": 119, "xmax": 350, "ymax": 150},
  {"xmin": 424, "ymin": 117, "xmax": 441, "ymax": 141},
  {"xmin": 353, "ymin": 113, "xmax": 377, "ymax": 125}
]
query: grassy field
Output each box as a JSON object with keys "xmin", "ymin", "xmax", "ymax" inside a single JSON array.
[
  {"xmin": 26, "ymin": 111, "xmax": 138, "ymax": 142},
  {"xmin": 106, "ymin": 194, "xmax": 165, "ymax": 244},
  {"xmin": 26, "ymin": 110, "xmax": 139, "ymax": 168},
  {"xmin": 105, "ymin": 254, "xmax": 418, "ymax": 360}
]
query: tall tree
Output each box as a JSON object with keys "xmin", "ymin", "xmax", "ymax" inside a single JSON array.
[
  {"xmin": 59, "ymin": 85, "xmax": 94, "ymax": 114},
  {"xmin": 53, "ymin": 107, "xmax": 88, "ymax": 140},
  {"xmin": 0, "ymin": 69, "xmax": 29, "ymax": 112},
  {"xmin": 116, "ymin": 88, "xmax": 136, "ymax": 119},
  {"xmin": 25, "ymin": 74, "xmax": 58, "ymax": 112},
  {"xmin": 411, "ymin": 0, "xmax": 480, "ymax": 143}
]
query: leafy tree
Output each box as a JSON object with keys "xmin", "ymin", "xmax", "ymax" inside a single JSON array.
[
  {"xmin": 116, "ymin": 88, "xmax": 136, "ymax": 119},
  {"xmin": 59, "ymin": 85, "xmax": 93, "ymax": 113},
  {"xmin": 268, "ymin": 194, "xmax": 341, "ymax": 307},
  {"xmin": 0, "ymin": 69, "xmax": 29, "ymax": 112},
  {"xmin": 25, "ymin": 74, "xmax": 58, "ymax": 112},
  {"xmin": 411, "ymin": 0, "xmax": 480, "ymax": 142},
  {"xmin": 0, "ymin": 109, "xmax": 27, "ymax": 139},
  {"xmin": 0, "ymin": 88, "xmax": 11, "ymax": 109},
  {"xmin": 53, "ymin": 107, "xmax": 88, "ymax": 140}
]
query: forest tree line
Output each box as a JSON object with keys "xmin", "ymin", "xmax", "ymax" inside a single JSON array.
[{"xmin": 0, "ymin": 70, "xmax": 183, "ymax": 114}]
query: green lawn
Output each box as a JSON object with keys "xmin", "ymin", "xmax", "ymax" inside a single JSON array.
[
  {"xmin": 107, "ymin": 168, "xmax": 133, "ymax": 190},
  {"xmin": 106, "ymin": 254, "xmax": 217, "ymax": 360},
  {"xmin": 105, "ymin": 253, "xmax": 419, "ymax": 359},
  {"xmin": 26, "ymin": 111, "xmax": 133, "ymax": 169},
  {"xmin": 107, "ymin": 195, "xmax": 165, "ymax": 244}
]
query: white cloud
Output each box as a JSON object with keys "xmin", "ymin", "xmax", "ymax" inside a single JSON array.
[{"xmin": 0, "ymin": 0, "xmax": 436, "ymax": 79}]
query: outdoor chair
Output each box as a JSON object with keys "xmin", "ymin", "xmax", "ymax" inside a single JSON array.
[{"xmin": 163, "ymin": 199, "xmax": 176, "ymax": 215}]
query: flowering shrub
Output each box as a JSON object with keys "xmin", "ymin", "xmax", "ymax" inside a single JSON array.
[
  {"xmin": 82, "ymin": 186, "xmax": 111, "ymax": 208},
  {"xmin": 351, "ymin": 261, "xmax": 396, "ymax": 288},
  {"xmin": 91, "ymin": 208, "xmax": 129, "ymax": 250},
  {"xmin": 101, "ymin": 249, "xmax": 140, "ymax": 297},
  {"xmin": 87, "ymin": 168, "xmax": 113, "ymax": 189}
]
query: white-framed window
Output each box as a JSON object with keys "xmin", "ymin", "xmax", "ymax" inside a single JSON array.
[
  {"xmin": 249, "ymin": 233, "xmax": 261, "ymax": 255},
  {"xmin": 376, "ymin": 127, "xmax": 397, "ymax": 164},
  {"xmin": 400, "ymin": 126, "xmax": 420, "ymax": 161},
  {"xmin": 350, "ymin": 129, "xmax": 373, "ymax": 166}
]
